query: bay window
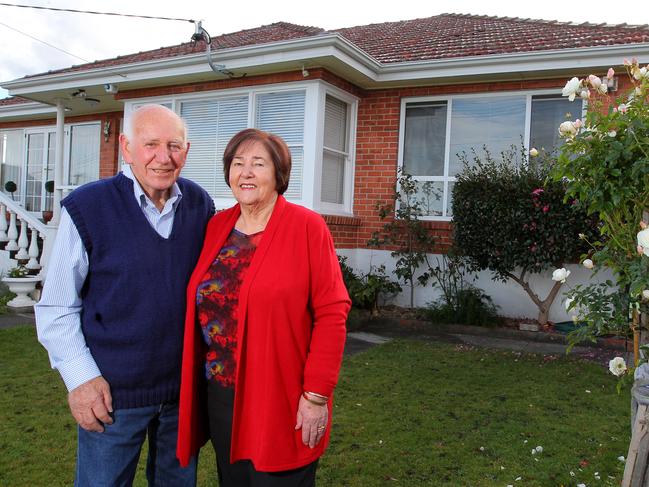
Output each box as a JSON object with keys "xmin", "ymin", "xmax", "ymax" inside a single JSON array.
[{"xmin": 128, "ymin": 82, "xmax": 357, "ymax": 214}]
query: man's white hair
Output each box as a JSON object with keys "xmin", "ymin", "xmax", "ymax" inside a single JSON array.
[{"xmin": 124, "ymin": 104, "xmax": 188, "ymax": 141}]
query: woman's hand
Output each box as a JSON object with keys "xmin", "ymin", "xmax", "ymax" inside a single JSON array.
[{"xmin": 295, "ymin": 394, "xmax": 328, "ymax": 448}]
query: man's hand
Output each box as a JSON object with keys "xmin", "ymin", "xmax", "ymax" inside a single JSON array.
[{"xmin": 68, "ymin": 376, "xmax": 113, "ymax": 432}]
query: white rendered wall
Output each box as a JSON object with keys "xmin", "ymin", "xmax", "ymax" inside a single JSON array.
[{"xmin": 337, "ymin": 248, "xmax": 615, "ymax": 323}]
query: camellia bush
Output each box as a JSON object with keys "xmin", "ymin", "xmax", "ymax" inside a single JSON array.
[
  {"xmin": 452, "ymin": 146, "xmax": 598, "ymax": 325},
  {"xmin": 551, "ymin": 59, "xmax": 649, "ymax": 357}
]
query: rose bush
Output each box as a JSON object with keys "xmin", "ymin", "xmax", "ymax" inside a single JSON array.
[{"xmin": 551, "ymin": 59, "xmax": 649, "ymax": 359}]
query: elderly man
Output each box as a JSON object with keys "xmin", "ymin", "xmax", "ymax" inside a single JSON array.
[{"xmin": 35, "ymin": 104, "xmax": 214, "ymax": 486}]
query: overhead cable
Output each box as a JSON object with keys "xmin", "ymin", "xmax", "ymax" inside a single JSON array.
[
  {"xmin": 0, "ymin": 2, "xmax": 195, "ymax": 23},
  {"xmin": 0, "ymin": 20, "xmax": 90, "ymax": 62}
]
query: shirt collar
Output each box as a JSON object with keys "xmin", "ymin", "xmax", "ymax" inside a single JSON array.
[{"xmin": 121, "ymin": 164, "xmax": 182, "ymax": 210}]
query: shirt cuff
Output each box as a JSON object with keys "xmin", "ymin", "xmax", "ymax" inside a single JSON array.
[{"xmin": 57, "ymin": 349, "xmax": 102, "ymax": 392}]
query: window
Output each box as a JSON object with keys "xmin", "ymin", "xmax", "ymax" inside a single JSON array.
[
  {"xmin": 400, "ymin": 93, "xmax": 582, "ymax": 219},
  {"xmin": 125, "ymin": 81, "xmax": 357, "ymax": 213},
  {"xmin": 321, "ymin": 95, "xmax": 350, "ymax": 205},
  {"xmin": 173, "ymin": 89, "xmax": 306, "ymax": 203},
  {"xmin": 0, "ymin": 130, "xmax": 23, "ymax": 201},
  {"xmin": 181, "ymin": 96, "xmax": 249, "ymax": 197},
  {"xmin": 255, "ymin": 91, "xmax": 305, "ymax": 199},
  {"xmin": 530, "ymin": 95, "xmax": 579, "ymax": 154},
  {"xmin": 68, "ymin": 123, "xmax": 100, "ymax": 186}
]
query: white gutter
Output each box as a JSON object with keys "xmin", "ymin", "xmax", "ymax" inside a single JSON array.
[
  {"xmin": 2, "ymin": 33, "xmax": 649, "ymax": 95},
  {"xmin": 1, "ymin": 34, "xmax": 379, "ymax": 94},
  {"xmin": 0, "ymin": 100, "xmax": 57, "ymax": 117},
  {"xmin": 376, "ymin": 43, "xmax": 649, "ymax": 81}
]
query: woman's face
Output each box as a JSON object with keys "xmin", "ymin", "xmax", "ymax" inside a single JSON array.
[{"xmin": 229, "ymin": 140, "xmax": 278, "ymax": 210}]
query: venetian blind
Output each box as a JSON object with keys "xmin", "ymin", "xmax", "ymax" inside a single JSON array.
[
  {"xmin": 180, "ymin": 96, "xmax": 248, "ymax": 198},
  {"xmin": 255, "ymin": 91, "xmax": 305, "ymax": 199},
  {"xmin": 321, "ymin": 95, "xmax": 348, "ymax": 204}
]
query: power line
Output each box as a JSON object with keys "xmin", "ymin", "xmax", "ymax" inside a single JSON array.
[
  {"xmin": 0, "ymin": 2, "xmax": 195, "ymax": 23},
  {"xmin": 0, "ymin": 20, "xmax": 90, "ymax": 62}
]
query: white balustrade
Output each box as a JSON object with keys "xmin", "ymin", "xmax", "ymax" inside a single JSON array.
[
  {"xmin": 27, "ymin": 229, "xmax": 41, "ymax": 271},
  {"xmin": 0, "ymin": 204, "xmax": 7, "ymax": 242},
  {"xmin": 5, "ymin": 212, "xmax": 18, "ymax": 252},
  {"xmin": 0, "ymin": 192, "xmax": 57, "ymax": 283},
  {"xmin": 15, "ymin": 218, "xmax": 29, "ymax": 261}
]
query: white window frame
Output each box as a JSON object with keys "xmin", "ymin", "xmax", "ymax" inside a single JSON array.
[
  {"xmin": 123, "ymin": 80, "xmax": 358, "ymax": 215},
  {"xmin": 64, "ymin": 121, "xmax": 101, "ymax": 189},
  {"xmin": 398, "ymin": 88, "xmax": 586, "ymax": 221},
  {"xmin": 314, "ymin": 84, "xmax": 358, "ymax": 216}
]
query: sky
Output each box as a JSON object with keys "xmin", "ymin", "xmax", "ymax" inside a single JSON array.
[{"xmin": 1, "ymin": 0, "xmax": 648, "ymax": 99}]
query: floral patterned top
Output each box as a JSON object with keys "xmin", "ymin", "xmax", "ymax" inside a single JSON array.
[{"xmin": 195, "ymin": 228, "xmax": 263, "ymax": 387}]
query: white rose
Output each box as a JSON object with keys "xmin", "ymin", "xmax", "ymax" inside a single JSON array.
[
  {"xmin": 597, "ymin": 83, "xmax": 608, "ymax": 95},
  {"xmin": 633, "ymin": 66, "xmax": 648, "ymax": 80},
  {"xmin": 637, "ymin": 228, "xmax": 649, "ymax": 256},
  {"xmin": 643, "ymin": 290, "xmax": 649, "ymax": 300},
  {"xmin": 559, "ymin": 121, "xmax": 577, "ymax": 138},
  {"xmin": 609, "ymin": 357, "xmax": 627, "ymax": 377},
  {"xmin": 552, "ymin": 268, "xmax": 571, "ymax": 283},
  {"xmin": 582, "ymin": 259, "xmax": 594, "ymax": 269},
  {"xmin": 607, "ymin": 68, "xmax": 615, "ymax": 79},
  {"xmin": 579, "ymin": 88, "xmax": 590, "ymax": 100},
  {"xmin": 562, "ymin": 77, "xmax": 581, "ymax": 102},
  {"xmin": 565, "ymin": 297, "xmax": 574, "ymax": 311},
  {"xmin": 608, "ymin": 130, "xmax": 617, "ymax": 138},
  {"xmin": 588, "ymin": 75, "xmax": 602, "ymax": 88},
  {"xmin": 529, "ymin": 148, "xmax": 538, "ymax": 157}
]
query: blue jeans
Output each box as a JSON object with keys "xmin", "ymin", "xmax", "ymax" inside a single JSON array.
[{"xmin": 75, "ymin": 402, "xmax": 197, "ymax": 487}]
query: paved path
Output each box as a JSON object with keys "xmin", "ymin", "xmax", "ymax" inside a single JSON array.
[
  {"xmin": 2, "ymin": 311, "xmax": 626, "ymax": 364},
  {"xmin": 0, "ymin": 311, "xmax": 35, "ymax": 329},
  {"xmin": 344, "ymin": 326, "xmax": 627, "ymax": 365}
]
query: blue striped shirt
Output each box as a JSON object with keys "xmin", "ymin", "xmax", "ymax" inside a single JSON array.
[{"xmin": 34, "ymin": 165, "xmax": 183, "ymax": 391}]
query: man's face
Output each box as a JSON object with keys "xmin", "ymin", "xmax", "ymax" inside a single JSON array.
[{"xmin": 120, "ymin": 108, "xmax": 189, "ymax": 201}]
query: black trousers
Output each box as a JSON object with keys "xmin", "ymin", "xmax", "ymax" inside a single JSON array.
[{"xmin": 207, "ymin": 383, "xmax": 318, "ymax": 487}]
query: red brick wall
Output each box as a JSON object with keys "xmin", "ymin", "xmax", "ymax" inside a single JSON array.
[
  {"xmin": 0, "ymin": 111, "xmax": 123, "ymax": 178},
  {"xmin": 342, "ymin": 77, "xmax": 596, "ymax": 251}
]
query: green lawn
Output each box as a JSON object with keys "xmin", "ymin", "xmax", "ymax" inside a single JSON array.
[{"xmin": 0, "ymin": 326, "xmax": 630, "ymax": 486}]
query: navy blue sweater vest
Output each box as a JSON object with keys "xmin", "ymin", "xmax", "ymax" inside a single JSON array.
[{"xmin": 62, "ymin": 173, "xmax": 214, "ymax": 409}]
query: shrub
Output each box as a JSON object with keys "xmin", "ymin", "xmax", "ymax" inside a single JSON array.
[
  {"xmin": 452, "ymin": 146, "xmax": 598, "ymax": 324},
  {"xmin": 424, "ymin": 287, "xmax": 500, "ymax": 326},
  {"xmin": 369, "ymin": 169, "xmax": 436, "ymax": 308},
  {"xmin": 424, "ymin": 253, "xmax": 499, "ymax": 326},
  {"xmin": 338, "ymin": 256, "xmax": 402, "ymax": 315}
]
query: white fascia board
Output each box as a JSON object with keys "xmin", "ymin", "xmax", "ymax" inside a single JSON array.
[
  {"xmin": 2, "ymin": 34, "xmax": 379, "ymax": 96},
  {"xmin": 3, "ymin": 36, "xmax": 648, "ymax": 95},
  {"xmin": 0, "ymin": 101, "xmax": 57, "ymax": 117},
  {"xmin": 374, "ymin": 44, "xmax": 649, "ymax": 82}
]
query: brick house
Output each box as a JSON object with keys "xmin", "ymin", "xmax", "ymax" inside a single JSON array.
[{"xmin": 1, "ymin": 14, "xmax": 648, "ymax": 318}]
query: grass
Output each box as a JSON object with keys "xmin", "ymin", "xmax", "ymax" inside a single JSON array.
[{"xmin": 0, "ymin": 326, "xmax": 631, "ymax": 486}]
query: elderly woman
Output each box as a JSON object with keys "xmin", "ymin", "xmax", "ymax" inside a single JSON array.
[{"xmin": 177, "ymin": 128, "xmax": 350, "ymax": 486}]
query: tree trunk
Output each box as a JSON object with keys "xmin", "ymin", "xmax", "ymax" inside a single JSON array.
[{"xmin": 505, "ymin": 271, "xmax": 564, "ymax": 326}]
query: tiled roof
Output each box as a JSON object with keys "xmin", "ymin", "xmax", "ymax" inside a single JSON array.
[
  {"xmin": 21, "ymin": 22, "xmax": 324, "ymax": 79},
  {"xmin": 11, "ymin": 14, "xmax": 649, "ymax": 81},
  {"xmin": 333, "ymin": 14, "xmax": 649, "ymax": 63},
  {"xmin": 0, "ymin": 96, "xmax": 32, "ymax": 106}
]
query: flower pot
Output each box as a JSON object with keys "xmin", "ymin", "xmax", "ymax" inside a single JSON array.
[{"xmin": 2, "ymin": 276, "xmax": 42, "ymax": 308}]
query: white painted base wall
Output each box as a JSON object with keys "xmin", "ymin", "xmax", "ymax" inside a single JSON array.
[{"xmin": 337, "ymin": 248, "xmax": 614, "ymax": 323}]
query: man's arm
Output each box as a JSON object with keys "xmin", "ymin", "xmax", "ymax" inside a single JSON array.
[{"xmin": 34, "ymin": 208, "xmax": 113, "ymax": 432}]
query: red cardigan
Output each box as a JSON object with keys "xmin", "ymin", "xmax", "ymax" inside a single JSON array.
[{"xmin": 177, "ymin": 196, "xmax": 350, "ymax": 471}]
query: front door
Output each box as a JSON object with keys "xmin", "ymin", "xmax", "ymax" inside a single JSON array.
[{"xmin": 24, "ymin": 129, "xmax": 55, "ymax": 213}]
